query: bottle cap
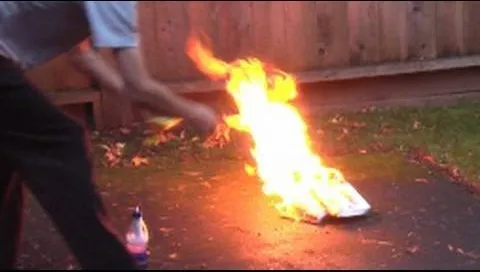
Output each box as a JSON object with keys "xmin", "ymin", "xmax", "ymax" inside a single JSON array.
[{"xmin": 132, "ymin": 206, "xmax": 142, "ymax": 219}]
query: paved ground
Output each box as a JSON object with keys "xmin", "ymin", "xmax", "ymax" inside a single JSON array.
[{"xmin": 16, "ymin": 157, "xmax": 480, "ymax": 270}]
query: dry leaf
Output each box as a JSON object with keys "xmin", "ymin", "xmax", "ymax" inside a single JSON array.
[
  {"xmin": 415, "ymin": 178, "xmax": 429, "ymax": 184},
  {"xmin": 448, "ymin": 244, "xmax": 454, "ymax": 251},
  {"xmin": 131, "ymin": 155, "xmax": 149, "ymax": 167},
  {"xmin": 119, "ymin": 127, "xmax": 131, "ymax": 135},
  {"xmin": 413, "ymin": 120, "xmax": 421, "ymax": 130},
  {"xmin": 168, "ymin": 253, "xmax": 178, "ymax": 260},
  {"xmin": 351, "ymin": 121, "xmax": 367, "ymax": 128},
  {"xmin": 245, "ymin": 164, "xmax": 256, "ymax": 176},
  {"xmin": 185, "ymin": 171, "xmax": 202, "ymax": 177},
  {"xmin": 457, "ymin": 248, "xmax": 480, "ymax": 259},
  {"xmin": 422, "ymin": 155, "xmax": 435, "ymax": 164},
  {"xmin": 406, "ymin": 245, "xmax": 419, "ymax": 254},
  {"xmin": 361, "ymin": 238, "xmax": 393, "ymax": 246},
  {"xmin": 450, "ymin": 167, "xmax": 461, "ymax": 179},
  {"xmin": 330, "ymin": 116, "xmax": 341, "ymax": 124},
  {"xmin": 159, "ymin": 227, "xmax": 174, "ymax": 234}
]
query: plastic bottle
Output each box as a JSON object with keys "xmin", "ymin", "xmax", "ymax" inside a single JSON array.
[{"xmin": 125, "ymin": 206, "xmax": 150, "ymax": 270}]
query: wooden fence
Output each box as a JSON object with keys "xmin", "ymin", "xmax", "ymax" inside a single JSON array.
[{"xmin": 25, "ymin": 1, "xmax": 480, "ymax": 128}]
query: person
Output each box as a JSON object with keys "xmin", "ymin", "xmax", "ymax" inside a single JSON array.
[{"xmin": 0, "ymin": 1, "xmax": 218, "ymax": 269}]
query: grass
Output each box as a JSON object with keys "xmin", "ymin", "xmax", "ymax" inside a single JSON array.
[
  {"xmin": 92, "ymin": 99, "xmax": 480, "ymax": 185},
  {"xmin": 311, "ymin": 100, "xmax": 480, "ymax": 183}
]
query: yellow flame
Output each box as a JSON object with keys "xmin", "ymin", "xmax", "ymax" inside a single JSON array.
[{"xmin": 186, "ymin": 36, "xmax": 359, "ymax": 220}]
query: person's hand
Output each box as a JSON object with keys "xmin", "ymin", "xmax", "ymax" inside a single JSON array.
[{"xmin": 185, "ymin": 102, "xmax": 219, "ymax": 136}]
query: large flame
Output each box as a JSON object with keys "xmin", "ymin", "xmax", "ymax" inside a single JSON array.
[{"xmin": 186, "ymin": 37, "xmax": 370, "ymax": 222}]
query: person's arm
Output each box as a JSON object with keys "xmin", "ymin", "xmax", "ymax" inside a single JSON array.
[
  {"xmin": 74, "ymin": 1, "xmax": 217, "ymax": 132},
  {"xmin": 68, "ymin": 39, "xmax": 125, "ymax": 96}
]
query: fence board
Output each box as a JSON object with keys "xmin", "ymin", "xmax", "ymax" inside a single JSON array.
[
  {"xmin": 347, "ymin": 1, "xmax": 381, "ymax": 65},
  {"xmin": 406, "ymin": 1, "xmax": 437, "ymax": 60},
  {"xmin": 185, "ymin": 1, "xmax": 217, "ymax": 78},
  {"xmin": 138, "ymin": 1, "xmax": 159, "ymax": 77},
  {"xmin": 435, "ymin": 1, "xmax": 464, "ymax": 58},
  {"xmin": 21, "ymin": 1, "xmax": 480, "ymax": 129},
  {"xmin": 314, "ymin": 1, "xmax": 350, "ymax": 69},
  {"xmin": 462, "ymin": 1, "xmax": 480, "ymax": 55},
  {"xmin": 378, "ymin": 1, "xmax": 408, "ymax": 62}
]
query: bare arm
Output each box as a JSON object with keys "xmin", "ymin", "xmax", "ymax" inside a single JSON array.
[
  {"xmin": 68, "ymin": 40, "xmax": 217, "ymax": 133},
  {"xmin": 69, "ymin": 41, "xmax": 198, "ymax": 118},
  {"xmin": 68, "ymin": 40, "xmax": 125, "ymax": 96},
  {"xmin": 110, "ymin": 47, "xmax": 200, "ymax": 119}
]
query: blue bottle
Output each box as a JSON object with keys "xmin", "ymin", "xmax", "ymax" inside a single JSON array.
[{"xmin": 125, "ymin": 206, "xmax": 150, "ymax": 269}]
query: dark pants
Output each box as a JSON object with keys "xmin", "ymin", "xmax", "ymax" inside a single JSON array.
[{"xmin": 0, "ymin": 57, "xmax": 137, "ymax": 269}]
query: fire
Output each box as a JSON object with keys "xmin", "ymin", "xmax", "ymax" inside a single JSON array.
[{"xmin": 186, "ymin": 37, "xmax": 370, "ymax": 222}]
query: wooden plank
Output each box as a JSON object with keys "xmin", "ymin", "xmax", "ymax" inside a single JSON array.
[
  {"xmin": 214, "ymin": 1, "xmax": 253, "ymax": 62},
  {"xmin": 155, "ymin": 1, "xmax": 190, "ymax": 81},
  {"xmin": 347, "ymin": 1, "xmax": 381, "ymax": 65},
  {"xmin": 284, "ymin": 1, "xmax": 317, "ymax": 71},
  {"xmin": 52, "ymin": 54, "xmax": 91, "ymax": 91},
  {"xmin": 250, "ymin": 1, "xmax": 274, "ymax": 64},
  {"xmin": 165, "ymin": 55, "xmax": 480, "ymax": 93},
  {"xmin": 26, "ymin": 60, "xmax": 62, "ymax": 93},
  {"xmin": 314, "ymin": 1, "xmax": 350, "ymax": 69},
  {"xmin": 138, "ymin": 1, "xmax": 159, "ymax": 78},
  {"xmin": 405, "ymin": 1, "xmax": 437, "ymax": 60},
  {"xmin": 95, "ymin": 47, "xmax": 135, "ymax": 128},
  {"xmin": 378, "ymin": 1, "xmax": 408, "ymax": 62},
  {"xmin": 165, "ymin": 2, "xmax": 191, "ymax": 81},
  {"xmin": 185, "ymin": 1, "xmax": 217, "ymax": 79},
  {"xmin": 47, "ymin": 89, "xmax": 100, "ymax": 105},
  {"xmin": 435, "ymin": 1, "xmax": 464, "ymax": 58},
  {"xmin": 46, "ymin": 89, "xmax": 104, "ymax": 130},
  {"xmin": 269, "ymin": 1, "xmax": 288, "ymax": 68},
  {"xmin": 298, "ymin": 68, "xmax": 480, "ymax": 115},
  {"xmin": 462, "ymin": 1, "xmax": 480, "ymax": 55}
]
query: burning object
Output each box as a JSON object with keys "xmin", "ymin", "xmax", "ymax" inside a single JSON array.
[{"xmin": 185, "ymin": 36, "xmax": 371, "ymax": 223}]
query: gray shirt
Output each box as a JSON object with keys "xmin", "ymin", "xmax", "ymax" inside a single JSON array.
[{"xmin": 0, "ymin": 1, "xmax": 138, "ymax": 70}]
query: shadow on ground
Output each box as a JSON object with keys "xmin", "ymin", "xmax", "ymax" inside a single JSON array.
[{"xmin": 17, "ymin": 153, "xmax": 480, "ymax": 270}]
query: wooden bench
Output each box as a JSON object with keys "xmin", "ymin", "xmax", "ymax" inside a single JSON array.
[{"xmin": 46, "ymin": 89, "xmax": 103, "ymax": 130}]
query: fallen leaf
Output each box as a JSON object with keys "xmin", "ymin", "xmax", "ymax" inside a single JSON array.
[
  {"xmin": 450, "ymin": 167, "xmax": 461, "ymax": 179},
  {"xmin": 413, "ymin": 120, "xmax": 421, "ymax": 130},
  {"xmin": 457, "ymin": 248, "xmax": 480, "ymax": 259},
  {"xmin": 329, "ymin": 115, "xmax": 342, "ymax": 124},
  {"xmin": 351, "ymin": 121, "xmax": 367, "ymax": 128},
  {"xmin": 448, "ymin": 244, "xmax": 455, "ymax": 251},
  {"xmin": 131, "ymin": 155, "xmax": 149, "ymax": 167},
  {"xmin": 115, "ymin": 142, "xmax": 126, "ymax": 150},
  {"xmin": 159, "ymin": 227, "xmax": 174, "ymax": 234},
  {"xmin": 406, "ymin": 245, "xmax": 419, "ymax": 254},
  {"xmin": 168, "ymin": 253, "xmax": 178, "ymax": 260},
  {"xmin": 119, "ymin": 127, "xmax": 131, "ymax": 135},
  {"xmin": 422, "ymin": 155, "xmax": 435, "ymax": 164},
  {"xmin": 245, "ymin": 164, "xmax": 256, "ymax": 176},
  {"xmin": 361, "ymin": 238, "xmax": 393, "ymax": 246},
  {"xmin": 415, "ymin": 178, "xmax": 429, "ymax": 184},
  {"xmin": 438, "ymin": 163, "xmax": 449, "ymax": 170},
  {"xmin": 185, "ymin": 171, "xmax": 202, "ymax": 177}
]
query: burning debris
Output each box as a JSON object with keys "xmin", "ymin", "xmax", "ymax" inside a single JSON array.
[{"xmin": 164, "ymin": 36, "xmax": 371, "ymax": 223}]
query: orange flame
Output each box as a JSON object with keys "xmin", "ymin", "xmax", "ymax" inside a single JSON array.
[{"xmin": 186, "ymin": 36, "xmax": 370, "ymax": 221}]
